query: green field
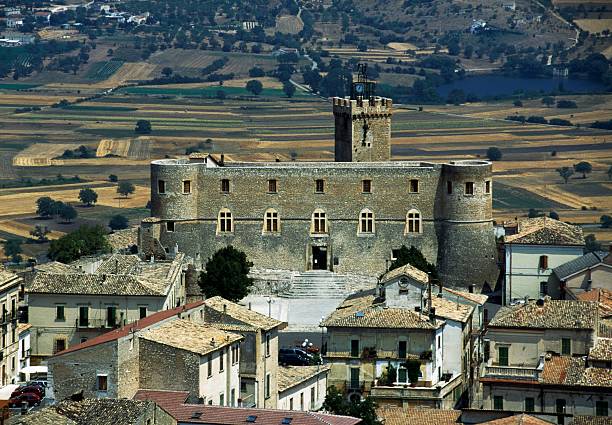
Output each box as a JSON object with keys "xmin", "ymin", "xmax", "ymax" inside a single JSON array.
[
  {"xmin": 119, "ymin": 85, "xmax": 308, "ymax": 98},
  {"xmin": 0, "ymin": 83, "xmax": 41, "ymax": 90},
  {"xmin": 85, "ymin": 60, "xmax": 125, "ymax": 81},
  {"xmin": 493, "ymin": 182, "xmax": 568, "ymax": 210},
  {"xmin": 64, "ymin": 105, "xmax": 138, "ymax": 112}
]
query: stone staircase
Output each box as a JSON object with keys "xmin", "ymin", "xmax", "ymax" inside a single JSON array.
[{"xmin": 279, "ymin": 270, "xmax": 376, "ymax": 299}]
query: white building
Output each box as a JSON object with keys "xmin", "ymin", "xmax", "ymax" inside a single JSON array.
[
  {"xmin": 503, "ymin": 217, "xmax": 585, "ymax": 304},
  {"xmin": 277, "ymin": 366, "xmax": 329, "ymax": 411}
]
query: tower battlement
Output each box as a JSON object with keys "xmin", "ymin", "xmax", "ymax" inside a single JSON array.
[{"xmin": 332, "ymin": 96, "xmax": 393, "ymax": 114}]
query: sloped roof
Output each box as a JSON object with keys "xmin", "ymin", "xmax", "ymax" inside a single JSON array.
[
  {"xmin": 140, "ymin": 319, "xmax": 242, "ymax": 356},
  {"xmin": 277, "ymin": 365, "xmax": 330, "ymax": 393},
  {"xmin": 106, "ymin": 227, "xmax": 138, "ymax": 251},
  {"xmin": 376, "ymin": 407, "xmax": 461, "ymax": 425},
  {"xmin": 552, "ymin": 251, "xmax": 609, "ymax": 280},
  {"xmin": 381, "ymin": 263, "xmax": 429, "ymax": 284},
  {"xmin": 480, "ymin": 414, "xmax": 552, "ymax": 425},
  {"xmin": 0, "ymin": 265, "xmax": 20, "ymax": 290},
  {"xmin": 573, "ymin": 416, "xmax": 612, "ymax": 425},
  {"xmin": 589, "ymin": 338, "xmax": 612, "ymax": 362},
  {"xmin": 541, "ymin": 355, "xmax": 612, "ymax": 388},
  {"xmin": 505, "ymin": 217, "xmax": 584, "ymax": 245},
  {"xmin": 488, "ymin": 299, "xmax": 597, "ymax": 330},
  {"xmin": 576, "ymin": 288, "xmax": 612, "ymax": 318},
  {"xmin": 34, "ymin": 261, "xmax": 78, "ymax": 274},
  {"xmin": 431, "ymin": 297, "xmax": 474, "ymax": 323},
  {"xmin": 204, "ymin": 296, "xmax": 284, "ymax": 331},
  {"xmin": 443, "ymin": 287, "xmax": 488, "ymax": 305},
  {"xmin": 322, "ymin": 291, "xmax": 440, "ymax": 330}
]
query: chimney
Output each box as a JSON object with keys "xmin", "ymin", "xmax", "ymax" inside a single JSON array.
[
  {"xmin": 115, "ymin": 259, "xmax": 119, "ymax": 274},
  {"xmin": 437, "ymin": 279, "xmax": 443, "ymax": 297},
  {"xmin": 223, "ymin": 304, "xmax": 227, "ymax": 315},
  {"xmin": 429, "ymin": 307, "xmax": 436, "ymax": 324},
  {"xmin": 219, "ymin": 153, "xmax": 225, "ymax": 166}
]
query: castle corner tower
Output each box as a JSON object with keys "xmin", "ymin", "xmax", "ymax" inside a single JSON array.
[{"xmin": 333, "ymin": 65, "xmax": 392, "ymax": 162}]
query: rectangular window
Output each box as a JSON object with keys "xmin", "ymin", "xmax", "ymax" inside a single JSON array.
[
  {"xmin": 561, "ymin": 338, "xmax": 571, "ymax": 356},
  {"xmin": 53, "ymin": 338, "xmax": 66, "ymax": 354},
  {"xmin": 409, "ymin": 179, "xmax": 419, "ymax": 193},
  {"xmin": 484, "ymin": 340, "xmax": 490, "ymax": 362},
  {"xmin": 300, "ymin": 392, "xmax": 304, "ymax": 410},
  {"xmin": 56, "ymin": 305, "xmax": 65, "ymax": 321},
  {"xmin": 540, "ymin": 281, "xmax": 548, "ymax": 297},
  {"xmin": 313, "ymin": 211, "xmax": 326, "ymax": 234},
  {"xmin": 447, "ymin": 181, "xmax": 452, "ymax": 194},
  {"xmin": 166, "ymin": 221, "xmax": 175, "ymax": 232},
  {"xmin": 596, "ymin": 401, "xmax": 608, "ymax": 416},
  {"xmin": 398, "ymin": 341, "xmax": 407, "ymax": 358},
  {"xmin": 350, "ymin": 368, "xmax": 360, "ymax": 389},
  {"xmin": 219, "ymin": 348, "xmax": 224, "ymax": 372},
  {"xmin": 79, "ymin": 306, "xmax": 89, "ymax": 327},
  {"xmin": 556, "ymin": 399, "xmax": 566, "ymax": 414},
  {"xmin": 268, "ymin": 179, "xmax": 277, "ymax": 193},
  {"xmin": 398, "ymin": 368, "xmax": 407, "ymax": 383},
  {"xmin": 360, "ymin": 210, "xmax": 374, "ymax": 233},
  {"xmin": 231, "ymin": 388, "xmax": 236, "ymax": 407},
  {"xmin": 220, "ymin": 393, "xmax": 225, "ymax": 406},
  {"xmin": 106, "ymin": 306, "xmax": 117, "ymax": 328},
  {"xmin": 265, "ymin": 211, "xmax": 279, "ymax": 233},
  {"xmin": 315, "ymin": 179, "xmax": 325, "ymax": 193},
  {"xmin": 97, "ymin": 374, "xmax": 108, "ymax": 391},
  {"xmin": 465, "ymin": 182, "xmax": 474, "ymax": 195},
  {"xmin": 525, "ymin": 397, "xmax": 535, "ymax": 412},
  {"xmin": 265, "ymin": 373, "xmax": 271, "ymax": 399},
  {"xmin": 493, "ymin": 395, "xmax": 504, "ymax": 410},
  {"xmin": 182, "ymin": 180, "xmax": 191, "ymax": 194},
  {"xmin": 290, "ymin": 397, "xmax": 294, "ymax": 410},
  {"xmin": 485, "ymin": 180, "xmax": 491, "ymax": 194},
  {"xmin": 207, "ymin": 355, "xmax": 213, "ymax": 377},
  {"xmin": 350, "ymin": 339, "xmax": 359, "ymax": 357},
  {"xmin": 539, "ymin": 255, "xmax": 548, "ymax": 270},
  {"xmin": 158, "ymin": 180, "xmax": 165, "ymax": 194},
  {"xmin": 362, "ymin": 179, "xmax": 371, "ymax": 193},
  {"xmin": 310, "ymin": 387, "xmax": 315, "ymax": 405},
  {"xmin": 139, "ymin": 306, "xmax": 147, "ymax": 319},
  {"xmin": 219, "ymin": 210, "xmax": 232, "ymax": 233},
  {"xmin": 221, "ymin": 179, "xmax": 230, "ymax": 193},
  {"xmin": 498, "ymin": 346, "xmax": 509, "ymax": 366},
  {"xmin": 265, "ymin": 333, "xmax": 270, "ymax": 357}
]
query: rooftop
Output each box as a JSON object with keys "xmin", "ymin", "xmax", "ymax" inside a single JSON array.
[
  {"xmin": 106, "ymin": 227, "xmax": 139, "ymax": 251},
  {"xmin": 204, "ymin": 296, "xmax": 285, "ymax": 332},
  {"xmin": 442, "ymin": 287, "xmax": 488, "ymax": 305},
  {"xmin": 277, "ymin": 365, "xmax": 330, "ymax": 393},
  {"xmin": 480, "ymin": 414, "xmax": 552, "ymax": 425},
  {"xmin": 504, "ymin": 217, "xmax": 584, "ymax": 246},
  {"xmin": 589, "ymin": 338, "xmax": 612, "ymax": 362},
  {"xmin": 431, "ymin": 297, "xmax": 474, "ymax": 323},
  {"xmin": 573, "ymin": 416, "xmax": 612, "ymax": 425},
  {"xmin": 488, "ymin": 299, "xmax": 598, "ymax": 330},
  {"xmin": 0, "ymin": 265, "xmax": 20, "ymax": 291},
  {"xmin": 376, "ymin": 407, "xmax": 461, "ymax": 425},
  {"xmin": 140, "ymin": 319, "xmax": 242, "ymax": 355},
  {"xmin": 541, "ymin": 355, "xmax": 612, "ymax": 388},
  {"xmin": 322, "ymin": 291, "xmax": 440, "ymax": 330},
  {"xmin": 552, "ymin": 251, "xmax": 609, "ymax": 280},
  {"xmin": 381, "ymin": 263, "xmax": 429, "ymax": 285},
  {"xmin": 134, "ymin": 390, "xmax": 362, "ymax": 425},
  {"xmin": 576, "ymin": 288, "xmax": 612, "ymax": 318}
]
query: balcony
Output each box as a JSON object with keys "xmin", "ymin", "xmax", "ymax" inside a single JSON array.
[
  {"xmin": 76, "ymin": 318, "xmax": 111, "ymax": 329},
  {"xmin": 483, "ymin": 365, "xmax": 540, "ymax": 381}
]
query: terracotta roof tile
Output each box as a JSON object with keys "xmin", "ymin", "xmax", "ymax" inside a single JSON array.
[
  {"xmin": 204, "ymin": 296, "xmax": 284, "ymax": 331},
  {"xmin": 431, "ymin": 297, "xmax": 473, "ymax": 323},
  {"xmin": 573, "ymin": 416, "xmax": 612, "ymax": 425},
  {"xmin": 480, "ymin": 414, "xmax": 552, "ymax": 425},
  {"xmin": 589, "ymin": 338, "xmax": 612, "ymax": 362},
  {"xmin": 377, "ymin": 407, "xmax": 461, "ymax": 425},
  {"xmin": 504, "ymin": 217, "xmax": 584, "ymax": 245},
  {"xmin": 542, "ymin": 355, "xmax": 612, "ymax": 388},
  {"xmin": 488, "ymin": 299, "xmax": 598, "ymax": 330},
  {"xmin": 381, "ymin": 264, "xmax": 429, "ymax": 285},
  {"xmin": 277, "ymin": 365, "xmax": 330, "ymax": 393}
]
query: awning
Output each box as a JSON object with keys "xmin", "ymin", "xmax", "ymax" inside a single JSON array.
[
  {"xmin": 0, "ymin": 384, "xmax": 19, "ymax": 400},
  {"xmin": 19, "ymin": 366, "xmax": 48, "ymax": 375}
]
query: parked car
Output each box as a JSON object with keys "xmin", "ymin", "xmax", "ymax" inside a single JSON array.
[
  {"xmin": 11, "ymin": 385, "xmax": 43, "ymax": 398},
  {"xmin": 279, "ymin": 348, "xmax": 311, "ymax": 366},
  {"xmin": 26, "ymin": 382, "xmax": 46, "ymax": 396},
  {"xmin": 9, "ymin": 392, "xmax": 41, "ymax": 408}
]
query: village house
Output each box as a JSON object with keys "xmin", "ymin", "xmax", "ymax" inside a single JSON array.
[
  {"xmin": 277, "ymin": 365, "xmax": 329, "ymax": 411},
  {"xmin": 548, "ymin": 250, "xmax": 611, "ymax": 300},
  {"xmin": 0, "ymin": 266, "xmax": 22, "ymax": 387},
  {"xmin": 321, "ymin": 264, "xmax": 479, "ymax": 409},
  {"xmin": 480, "ymin": 298, "xmax": 610, "ymax": 419},
  {"xmin": 502, "ymin": 217, "xmax": 585, "ymax": 304},
  {"xmin": 24, "ymin": 253, "xmax": 188, "ymax": 363}
]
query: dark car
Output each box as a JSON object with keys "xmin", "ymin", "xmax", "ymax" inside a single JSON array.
[
  {"xmin": 11, "ymin": 385, "xmax": 44, "ymax": 398},
  {"xmin": 279, "ymin": 348, "xmax": 311, "ymax": 366},
  {"xmin": 9, "ymin": 392, "xmax": 41, "ymax": 408}
]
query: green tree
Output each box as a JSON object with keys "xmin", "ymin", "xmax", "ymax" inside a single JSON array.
[
  {"xmin": 574, "ymin": 161, "xmax": 592, "ymax": 178},
  {"xmin": 109, "ymin": 214, "xmax": 129, "ymax": 230},
  {"xmin": 600, "ymin": 215, "xmax": 612, "ymax": 229},
  {"xmin": 245, "ymin": 79, "xmax": 263, "ymax": 96},
  {"xmin": 30, "ymin": 225, "xmax": 50, "ymax": 242},
  {"xmin": 486, "ymin": 147, "xmax": 502, "ymax": 161},
  {"xmin": 135, "ymin": 120, "xmax": 152, "ymax": 134},
  {"xmin": 388, "ymin": 245, "xmax": 437, "ymax": 279},
  {"xmin": 322, "ymin": 387, "xmax": 382, "ymax": 425},
  {"xmin": 108, "ymin": 174, "xmax": 118, "ymax": 182},
  {"xmin": 48, "ymin": 225, "xmax": 111, "ymax": 263},
  {"xmin": 447, "ymin": 89, "xmax": 466, "ymax": 105},
  {"xmin": 117, "ymin": 181, "xmax": 136, "ymax": 198},
  {"xmin": 283, "ymin": 81, "xmax": 296, "ymax": 98},
  {"xmin": 607, "ymin": 166, "xmax": 612, "ymax": 180},
  {"xmin": 248, "ymin": 66, "xmax": 265, "ymax": 77},
  {"xmin": 4, "ymin": 239, "xmax": 23, "ymax": 263},
  {"xmin": 59, "ymin": 204, "xmax": 77, "ymax": 223},
  {"xmin": 549, "ymin": 211, "xmax": 560, "ymax": 220},
  {"xmin": 161, "ymin": 67, "xmax": 173, "ymax": 78},
  {"xmin": 513, "ymin": 100, "xmax": 523, "ymax": 107},
  {"xmin": 78, "ymin": 187, "xmax": 98, "ymax": 207},
  {"xmin": 36, "ymin": 196, "xmax": 59, "ymax": 218},
  {"xmin": 584, "ymin": 234, "xmax": 601, "ymax": 253},
  {"xmin": 541, "ymin": 96, "xmax": 555, "ymax": 107},
  {"xmin": 198, "ymin": 246, "xmax": 254, "ymax": 302},
  {"xmin": 557, "ymin": 166, "xmax": 574, "ymax": 184},
  {"xmin": 528, "ymin": 208, "xmax": 544, "ymax": 218}
]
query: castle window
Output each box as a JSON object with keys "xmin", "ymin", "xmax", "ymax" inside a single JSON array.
[
  {"xmin": 221, "ymin": 179, "xmax": 230, "ymax": 193},
  {"xmin": 158, "ymin": 180, "xmax": 166, "ymax": 194},
  {"xmin": 406, "ymin": 209, "xmax": 422, "ymax": 234},
  {"xmin": 182, "ymin": 180, "xmax": 191, "ymax": 194},
  {"xmin": 218, "ymin": 209, "xmax": 233, "ymax": 233},
  {"xmin": 359, "ymin": 209, "xmax": 374, "ymax": 234},
  {"xmin": 166, "ymin": 221, "xmax": 175, "ymax": 232},
  {"xmin": 465, "ymin": 182, "xmax": 474, "ymax": 195},
  {"xmin": 315, "ymin": 179, "xmax": 325, "ymax": 193},
  {"xmin": 485, "ymin": 180, "xmax": 491, "ymax": 194},
  {"xmin": 268, "ymin": 179, "xmax": 277, "ymax": 193},
  {"xmin": 447, "ymin": 181, "xmax": 452, "ymax": 194},
  {"xmin": 409, "ymin": 179, "xmax": 419, "ymax": 193},
  {"xmin": 312, "ymin": 209, "xmax": 327, "ymax": 234},
  {"xmin": 264, "ymin": 209, "xmax": 279, "ymax": 233},
  {"xmin": 362, "ymin": 179, "xmax": 371, "ymax": 193}
]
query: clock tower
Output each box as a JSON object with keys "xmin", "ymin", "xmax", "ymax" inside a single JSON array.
[{"xmin": 333, "ymin": 64, "xmax": 392, "ymax": 162}]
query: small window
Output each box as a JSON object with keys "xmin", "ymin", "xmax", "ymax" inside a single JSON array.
[
  {"xmin": 166, "ymin": 221, "xmax": 175, "ymax": 232},
  {"xmin": 315, "ymin": 179, "xmax": 325, "ymax": 193},
  {"xmin": 54, "ymin": 338, "xmax": 66, "ymax": 354},
  {"xmin": 97, "ymin": 374, "xmax": 108, "ymax": 391},
  {"xmin": 56, "ymin": 305, "xmax": 65, "ymax": 321},
  {"xmin": 310, "ymin": 387, "xmax": 315, "ymax": 405},
  {"xmin": 596, "ymin": 401, "xmax": 608, "ymax": 416},
  {"xmin": 409, "ymin": 179, "xmax": 419, "ymax": 193},
  {"xmin": 539, "ymin": 255, "xmax": 548, "ymax": 270},
  {"xmin": 398, "ymin": 340, "xmax": 407, "ymax": 358},
  {"xmin": 561, "ymin": 338, "xmax": 571, "ymax": 356},
  {"xmin": 359, "ymin": 209, "xmax": 374, "ymax": 233},
  {"xmin": 300, "ymin": 392, "xmax": 304, "ymax": 410},
  {"xmin": 182, "ymin": 180, "xmax": 191, "ymax": 194},
  {"xmin": 465, "ymin": 182, "xmax": 474, "ymax": 195},
  {"xmin": 362, "ymin": 179, "xmax": 371, "ymax": 193},
  {"xmin": 265, "ymin": 333, "xmax": 270, "ymax": 357},
  {"xmin": 158, "ymin": 180, "xmax": 166, "ymax": 194},
  {"xmin": 268, "ymin": 179, "xmax": 277, "ymax": 193},
  {"xmin": 265, "ymin": 373, "xmax": 271, "ymax": 399},
  {"xmin": 264, "ymin": 209, "xmax": 279, "ymax": 233},
  {"xmin": 447, "ymin": 181, "xmax": 452, "ymax": 194},
  {"xmin": 207, "ymin": 355, "xmax": 213, "ymax": 377},
  {"xmin": 221, "ymin": 179, "xmax": 230, "ymax": 193},
  {"xmin": 106, "ymin": 306, "xmax": 117, "ymax": 328},
  {"xmin": 350, "ymin": 339, "xmax": 359, "ymax": 357},
  {"xmin": 406, "ymin": 209, "xmax": 421, "ymax": 234},
  {"xmin": 219, "ymin": 348, "xmax": 224, "ymax": 372},
  {"xmin": 493, "ymin": 396, "xmax": 504, "ymax": 410},
  {"xmin": 398, "ymin": 368, "xmax": 407, "ymax": 383},
  {"xmin": 218, "ymin": 209, "xmax": 233, "ymax": 233},
  {"xmin": 485, "ymin": 180, "xmax": 491, "ymax": 194},
  {"xmin": 498, "ymin": 346, "xmax": 509, "ymax": 366},
  {"xmin": 220, "ymin": 393, "xmax": 225, "ymax": 406},
  {"xmin": 80, "ymin": 337, "xmax": 88, "ymax": 344},
  {"xmin": 78, "ymin": 306, "xmax": 89, "ymax": 328},
  {"xmin": 312, "ymin": 209, "xmax": 327, "ymax": 234},
  {"xmin": 139, "ymin": 306, "xmax": 147, "ymax": 319},
  {"xmin": 525, "ymin": 397, "xmax": 535, "ymax": 412},
  {"xmin": 289, "ymin": 397, "xmax": 294, "ymax": 410}
]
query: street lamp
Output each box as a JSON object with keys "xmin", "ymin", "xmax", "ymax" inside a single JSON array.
[{"xmin": 266, "ymin": 296, "xmax": 273, "ymax": 317}]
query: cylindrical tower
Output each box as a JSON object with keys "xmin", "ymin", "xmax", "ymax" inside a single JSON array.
[
  {"xmin": 436, "ymin": 161, "xmax": 498, "ymax": 291},
  {"xmin": 150, "ymin": 159, "xmax": 199, "ymax": 221}
]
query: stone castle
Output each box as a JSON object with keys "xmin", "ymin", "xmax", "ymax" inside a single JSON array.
[{"xmin": 140, "ymin": 82, "xmax": 498, "ymax": 291}]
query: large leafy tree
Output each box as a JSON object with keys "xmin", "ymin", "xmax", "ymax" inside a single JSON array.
[
  {"xmin": 59, "ymin": 204, "xmax": 77, "ymax": 223},
  {"xmin": 78, "ymin": 187, "xmax": 98, "ymax": 206},
  {"xmin": 246, "ymin": 79, "xmax": 263, "ymax": 95},
  {"xmin": 199, "ymin": 246, "xmax": 254, "ymax": 302},
  {"xmin": 322, "ymin": 387, "xmax": 382, "ymax": 425},
  {"xmin": 36, "ymin": 196, "xmax": 59, "ymax": 218},
  {"xmin": 388, "ymin": 245, "xmax": 437, "ymax": 279},
  {"xmin": 109, "ymin": 214, "xmax": 129, "ymax": 230},
  {"xmin": 3, "ymin": 239, "xmax": 23, "ymax": 263},
  {"xmin": 117, "ymin": 181, "xmax": 136, "ymax": 198},
  {"xmin": 557, "ymin": 166, "xmax": 574, "ymax": 184},
  {"xmin": 48, "ymin": 225, "xmax": 111, "ymax": 263},
  {"xmin": 574, "ymin": 161, "xmax": 592, "ymax": 179}
]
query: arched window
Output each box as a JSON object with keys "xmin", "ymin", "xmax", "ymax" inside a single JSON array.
[
  {"xmin": 406, "ymin": 209, "xmax": 422, "ymax": 234},
  {"xmin": 217, "ymin": 208, "xmax": 233, "ymax": 233},
  {"xmin": 359, "ymin": 209, "xmax": 374, "ymax": 234},
  {"xmin": 264, "ymin": 209, "xmax": 280, "ymax": 233},
  {"xmin": 311, "ymin": 209, "xmax": 327, "ymax": 234}
]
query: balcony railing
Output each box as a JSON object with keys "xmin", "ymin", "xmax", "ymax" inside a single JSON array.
[{"xmin": 483, "ymin": 365, "xmax": 540, "ymax": 380}]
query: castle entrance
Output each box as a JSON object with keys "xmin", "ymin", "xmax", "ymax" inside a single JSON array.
[{"xmin": 312, "ymin": 246, "xmax": 327, "ymax": 270}]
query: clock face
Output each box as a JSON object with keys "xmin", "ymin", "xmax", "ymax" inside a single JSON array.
[{"xmin": 355, "ymin": 83, "xmax": 364, "ymax": 94}]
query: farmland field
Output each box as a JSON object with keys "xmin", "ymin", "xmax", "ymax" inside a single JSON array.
[{"xmin": 85, "ymin": 60, "xmax": 125, "ymax": 81}]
